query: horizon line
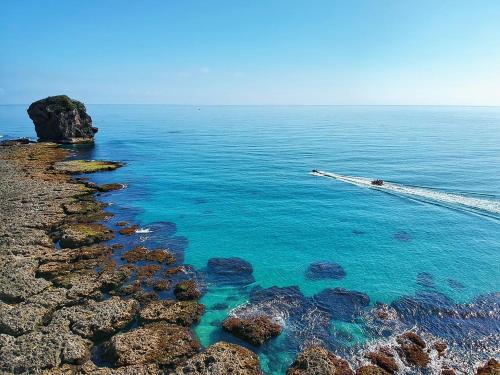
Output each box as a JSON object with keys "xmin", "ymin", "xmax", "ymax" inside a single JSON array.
[{"xmin": 1, "ymin": 103, "xmax": 500, "ymax": 108}]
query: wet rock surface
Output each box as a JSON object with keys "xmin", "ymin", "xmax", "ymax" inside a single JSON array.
[
  {"xmin": 174, "ymin": 341, "xmax": 263, "ymax": 375},
  {"xmin": 27, "ymin": 95, "xmax": 97, "ymax": 143},
  {"xmin": 287, "ymin": 346, "xmax": 354, "ymax": 375},
  {"xmin": 222, "ymin": 315, "xmax": 282, "ymax": 346}
]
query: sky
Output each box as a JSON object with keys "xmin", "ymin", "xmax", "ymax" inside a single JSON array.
[{"xmin": 1, "ymin": 0, "xmax": 499, "ymax": 105}]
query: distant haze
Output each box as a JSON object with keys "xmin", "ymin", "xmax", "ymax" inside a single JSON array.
[{"xmin": 1, "ymin": 0, "xmax": 499, "ymax": 105}]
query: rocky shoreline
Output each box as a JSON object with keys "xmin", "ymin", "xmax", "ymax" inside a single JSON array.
[
  {"xmin": 0, "ymin": 140, "xmax": 498, "ymax": 375},
  {"xmin": 0, "ymin": 140, "xmax": 263, "ymax": 374}
]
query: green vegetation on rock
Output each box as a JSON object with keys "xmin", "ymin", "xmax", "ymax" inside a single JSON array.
[{"xmin": 54, "ymin": 160, "xmax": 123, "ymax": 174}]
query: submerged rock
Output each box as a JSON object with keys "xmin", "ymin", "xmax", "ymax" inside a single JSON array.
[
  {"xmin": 287, "ymin": 346, "xmax": 354, "ymax": 375},
  {"xmin": 105, "ymin": 323, "xmax": 200, "ymax": 366},
  {"xmin": 27, "ymin": 95, "xmax": 97, "ymax": 143},
  {"xmin": 139, "ymin": 300, "xmax": 205, "ymax": 326},
  {"xmin": 174, "ymin": 341, "xmax": 262, "ymax": 375},
  {"xmin": 207, "ymin": 257, "xmax": 255, "ymax": 286},
  {"xmin": 174, "ymin": 279, "xmax": 202, "ymax": 301},
  {"xmin": 313, "ymin": 288, "xmax": 370, "ymax": 321},
  {"xmin": 222, "ymin": 315, "xmax": 282, "ymax": 346},
  {"xmin": 97, "ymin": 183, "xmax": 125, "ymax": 192},
  {"xmin": 305, "ymin": 261, "xmax": 346, "ymax": 280}
]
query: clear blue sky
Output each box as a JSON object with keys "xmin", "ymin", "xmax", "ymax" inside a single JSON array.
[{"xmin": 1, "ymin": 0, "xmax": 499, "ymax": 105}]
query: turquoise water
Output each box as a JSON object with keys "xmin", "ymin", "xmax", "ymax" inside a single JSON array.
[{"xmin": 1, "ymin": 105, "xmax": 499, "ymax": 372}]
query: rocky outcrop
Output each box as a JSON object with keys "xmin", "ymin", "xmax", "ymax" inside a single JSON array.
[
  {"xmin": 54, "ymin": 160, "xmax": 123, "ymax": 174},
  {"xmin": 174, "ymin": 342, "xmax": 263, "ymax": 375},
  {"xmin": 222, "ymin": 315, "xmax": 282, "ymax": 346},
  {"xmin": 287, "ymin": 346, "xmax": 354, "ymax": 375},
  {"xmin": 58, "ymin": 223, "xmax": 114, "ymax": 248},
  {"xmin": 476, "ymin": 358, "xmax": 500, "ymax": 375},
  {"xmin": 174, "ymin": 279, "xmax": 202, "ymax": 301},
  {"xmin": 356, "ymin": 366, "xmax": 390, "ymax": 375},
  {"xmin": 105, "ymin": 323, "xmax": 200, "ymax": 367},
  {"xmin": 139, "ymin": 300, "xmax": 204, "ymax": 326},
  {"xmin": 27, "ymin": 95, "xmax": 97, "ymax": 143},
  {"xmin": 52, "ymin": 297, "xmax": 139, "ymax": 340},
  {"xmin": 396, "ymin": 332, "xmax": 430, "ymax": 368}
]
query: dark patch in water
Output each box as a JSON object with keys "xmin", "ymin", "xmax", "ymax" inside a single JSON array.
[
  {"xmin": 416, "ymin": 272, "xmax": 434, "ymax": 288},
  {"xmin": 194, "ymin": 197, "xmax": 208, "ymax": 204},
  {"xmin": 313, "ymin": 288, "xmax": 370, "ymax": 322},
  {"xmin": 211, "ymin": 303, "xmax": 229, "ymax": 310},
  {"xmin": 305, "ymin": 261, "xmax": 346, "ymax": 280},
  {"xmin": 393, "ymin": 230, "xmax": 412, "ymax": 242},
  {"xmin": 352, "ymin": 229, "xmax": 366, "ymax": 235},
  {"xmin": 206, "ymin": 257, "xmax": 255, "ymax": 286},
  {"xmin": 226, "ymin": 295, "xmax": 240, "ymax": 302},
  {"xmin": 447, "ymin": 278, "xmax": 465, "ymax": 290}
]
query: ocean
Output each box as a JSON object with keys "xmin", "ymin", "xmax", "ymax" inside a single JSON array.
[{"xmin": 1, "ymin": 105, "xmax": 499, "ymax": 373}]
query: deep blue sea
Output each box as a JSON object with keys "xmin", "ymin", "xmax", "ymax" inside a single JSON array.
[{"xmin": 1, "ymin": 105, "xmax": 499, "ymax": 373}]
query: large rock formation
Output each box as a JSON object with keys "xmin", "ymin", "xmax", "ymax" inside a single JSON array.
[{"xmin": 27, "ymin": 95, "xmax": 97, "ymax": 143}]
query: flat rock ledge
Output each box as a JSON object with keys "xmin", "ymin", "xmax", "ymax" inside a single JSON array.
[{"xmin": 0, "ymin": 140, "xmax": 264, "ymax": 375}]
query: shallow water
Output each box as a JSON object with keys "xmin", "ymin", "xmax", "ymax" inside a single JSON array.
[{"xmin": 1, "ymin": 105, "xmax": 499, "ymax": 373}]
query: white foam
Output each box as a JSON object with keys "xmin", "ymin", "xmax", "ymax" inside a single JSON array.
[
  {"xmin": 135, "ymin": 228, "xmax": 152, "ymax": 234},
  {"xmin": 313, "ymin": 171, "xmax": 500, "ymax": 216}
]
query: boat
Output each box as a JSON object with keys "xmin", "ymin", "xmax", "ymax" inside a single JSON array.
[{"xmin": 371, "ymin": 179, "xmax": 384, "ymax": 186}]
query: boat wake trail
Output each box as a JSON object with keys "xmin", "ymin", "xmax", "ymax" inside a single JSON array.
[{"xmin": 312, "ymin": 170, "xmax": 500, "ymax": 218}]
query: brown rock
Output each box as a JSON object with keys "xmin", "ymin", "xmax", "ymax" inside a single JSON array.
[
  {"xmin": 52, "ymin": 297, "xmax": 139, "ymax": 340},
  {"xmin": 97, "ymin": 183, "xmax": 125, "ymax": 192},
  {"xmin": 166, "ymin": 266, "xmax": 187, "ymax": 276},
  {"xmin": 116, "ymin": 221, "xmax": 129, "ymax": 227},
  {"xmin": 434, "ymin": 341, "xmax": 447, "ymax": 357},
  {"xmin": 174, "ymin": 341, "xmax": 262, "ymax": 375},
  {"xmin": 105, "ymin": 323, "xmax": 200, "ymax": 366},
  {"xmin": 365, "ymin": 351, "xmax": 398, "ymax": 373},
  {"xmin": 287, "ymin": 346, "xmax": 354, "ymax": 375},
  {"xmin": 59, "ymin": 223, "xmax": 114, "ymax": 248},
  {"xmin": 476, "ymin": 359, "xmax": 500, "ymax": 375},
  {"xmin": 222, "ymin": 315, "xmax": 282, "ymax": 346},
  {"xmin": 140, "ymin": 300, "xmax": 205, "ymax": 326},
  {"xmin": 174, "ymin": 279, "xmax": 202, "ymax": 301},
  {"xmin": 441, "ymin": 368, "xmax": 456, "ymax": 375},
  {"xmin": 136, "ymin": 265, "xmax": 161, "ymax": 279},
  {"xmin": 151, "ymin": 279, "xmax": 171, "ymax": 291},
  {"xmin": 121, "ymin": 246, "xmax": 148, "ymax": 263},
  {"xmin": 118, "ymin": 225, "xmax": 139, "ymax": 236},
  {"xmin": 396, "ymin": 332, "xmax": 430, "ymax": 368},
  {"xmin": 146, "ymin": 249, "xmax": 175, "ymax": 264}
]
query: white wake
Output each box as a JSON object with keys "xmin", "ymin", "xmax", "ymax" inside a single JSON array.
[{"xmin": 312, "ymin": 170, "xmax": 500, "ymax": 216}]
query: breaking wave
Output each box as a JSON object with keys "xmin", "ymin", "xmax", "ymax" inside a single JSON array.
[{"xmin": 312, "ymin": 171, "xmax": 500, "ymax": 218}]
